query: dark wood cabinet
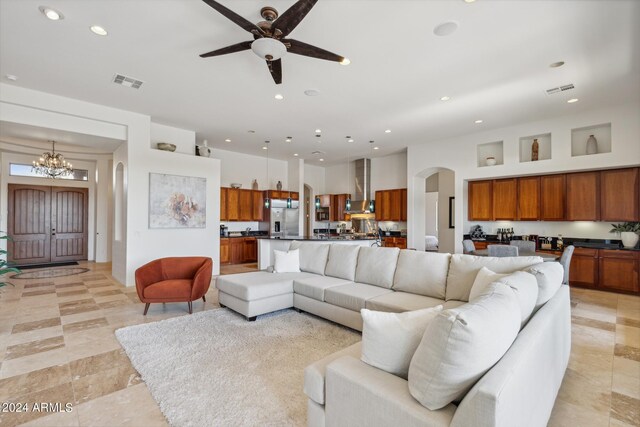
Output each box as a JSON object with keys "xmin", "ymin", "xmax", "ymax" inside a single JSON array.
[
  {"xmin": 238, "ymin": 189, "xmax": 253, "ymax": 221},
  {"xmin": 375, "ymin": 189, "xmax": 406, "ymax": 221},
  {"xmin": 230, "ymin": 238, "xmax": 243, "ymax": 264},
  {"xmin": 598, "ymin": 250, "xmax": 639, "ymax": 293},
  {"xmin": 226, "ymin": 188, "xmax": 240, "ymax": 221},
  {"xmin": 220, "ymin": 238, "xmax": 230, "ymax": 264},
  {"xmin": 389, "ymin": 189, "xmax": 402, "ymax": 221},
  {"xmin": 331, "ymin": 194, "xmax": 351, "ymax": 221},
  {"xmin": 383, "ymin": 236, "xmax": 407, "ymax": 249},
  {"xmin": 251, "ymin": 190, "xmax": 264, "ymax": 221},
  {"xmin": 220, "ymin": 188, "xmax": 228, "ymax": 221},
  {"xmin": 569, "ymin": 248, "xmax": 599, "ymax": 288},
  {"xmin": 566, "ymin": 171, "xmax": 600, "ymax": 221},
  {"xmin": 221, "ymin": 187, "xmax": 267, "ymax": 222},
  {"xmin": 493, "ymin": 178, "xmax": 518, "ymax": 220},
  {"xmin": 376, "ymin": 190, "xmax": 391, "ymax": 221},
  {"xmin": 401, "ymin": 189, "xmax": 407, "ymax": 221},
  {"xmin": 517, "ymin": 176, "xmax": 540, "ymax": 220},
  {"xmin": 540, "ymin": 174, "xmax": 565, "ymax": 221},
  {"xmin": 318, "ymin": 194, "xmax": 331, "ymax": 208},
  {"xmin": 468, "ymin": 180, "xmax": 493, "ymax": 221},
  {"xmin": 243, "ymin": 237, "xmax": 257, "ymax": 262},
  {"xmin": 600, "ymin": 168, "xmax": 639, "ymax": 221}
]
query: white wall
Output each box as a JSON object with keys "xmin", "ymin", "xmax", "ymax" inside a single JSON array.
[
  {"xmin": 213, "ymin": 148, "xmax": 288, "ymax": 191},
  {"xmin": 304, "ymin": 164, "xmax": 326, "ymax": 230},
  {"xmin": 407, "ymin": 102, "xmax": 640, "ymax": 252},
  {"xmin": 150, "ymin": 122, "xmax": 195, "ymax": 155},
  {"xmin": 371, "ymin": 152, "xmax": 407, "ymax": 193},
  {"xmin": 425, "ymin": 192, "xmax": 438, "ymax": 236},
  {"xmin": 437, "ymin": 170, "xmax": 455, "ymax": 254}
]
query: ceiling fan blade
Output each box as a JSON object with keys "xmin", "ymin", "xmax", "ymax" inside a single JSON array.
[
  {"xmin": 272, "ymin": 0, "xmax": 318, "ymax": 37},
  {"xmin": 267, "ymin": 59, "xmax": 282, "ymax": 84},
  {"xmin": 284, "ymin": 39, "xmax": 345, "ymax": 63},
  {"xmin": 200, "ymin": 40, "xmax": 252, "ymax": 58},
  {"xmin": 201, "ymin": 0, "xmax": 264, "ymax": 36}
]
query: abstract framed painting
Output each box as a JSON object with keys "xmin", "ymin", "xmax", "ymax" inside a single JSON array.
[{"xmin": 149, "ymin": 173, "xmax": 206, "ymax": 229}]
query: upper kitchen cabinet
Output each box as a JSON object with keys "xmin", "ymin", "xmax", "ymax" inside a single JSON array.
[
  {"xmin": 375, "ymin": 189, "xmax": 406, "ymax": 221},
  {"xmin": 331, "ymin": 194, "xmax": 351, "ymax": 222},
  {"xmin": 517, "ymin": 176, "xmax": 540, "ymax": 220},
  {"xmin": 251, "ymin": 190, "xmax": 264, "ymax": 221},
  {"xmin": 401, "ymin": 189, "xmax": 407, "ymax": 221},
  {"xmin": 226, "ymin": 188, "xmax": 240, "ymax": 221},
  {"xmin": 492, "ymin": 178, "xmax": 517, "ymax": 220},
  {"xmin": 566, "ymin": 171, "xmax": 600, "ymax": 221},
  {"xmin": 375, "ymin": 190, "xmax": 391, "ymax": 221},
  {"xmin": 468, "ymin": 180, "xmax": 493, "ymax": 221},
  {"xmin": 540, "ymin": 174, "xmax": 565, "ymax": 221},
  {"xmin": 238, "ymin": 189, "xmax": 253, "ymax": 221},
  {"xmin": 600, "ymin": 168, "xmax": 639, "ymax": 221},
  {"xmin": 220, "ymin": 187, "xmax": 228, "ymax": 221}
]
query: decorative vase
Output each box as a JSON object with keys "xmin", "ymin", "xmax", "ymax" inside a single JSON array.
[
  {"xmin": 531, "ymin": 138, "xmax": 539, "ymax": 161},
  {"xmin": 620, "ymin": 232, "xmax": 639, "ymax": 248},
  {"xmin": 252, "ymin": 179, "xmax": 258, "ymax": 190},
  {"xmin": 586, "ymin": 134, "xmax": 598, "ymax": 155},
  {"xmin": 486, "ymin": 157, "xmax": 496, "ymax": 166},
  {"xmin": 276, "ymin": 180, "xmax": 282, "ymax": 191}
]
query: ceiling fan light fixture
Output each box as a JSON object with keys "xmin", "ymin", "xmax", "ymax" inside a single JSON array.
[
  {"xmin": 340, "ymin": 58, "xmax": 351, "ymax": 66},
  {"xmin": 251, "ymin": 38, "xmax": 286, "ymax": 61}
]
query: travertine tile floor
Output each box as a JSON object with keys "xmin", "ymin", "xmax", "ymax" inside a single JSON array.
[{"xmin": 0, "ymin": 261, "xmax": 637, "ymax": 426}]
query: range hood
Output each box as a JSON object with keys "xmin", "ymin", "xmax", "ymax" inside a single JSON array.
[{"xmin": 345, "ymin": 158, "xmax": 374, "ymax": 215}]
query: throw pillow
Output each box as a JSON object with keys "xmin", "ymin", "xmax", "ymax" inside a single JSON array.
[
  {"xmin": 468, "ymin": 267, "xmax": 508, "ymax": 301},
  {"xmin": 495, "ymin": 271, "xmax": 539, "ymax": 327},
  {"xmin": 361, "ymin": 306, "xmax": 443, "ymax": 379},
  {"xmin": 408, "ymin": 284, "xmax": 521, "ymax": 410},
  {"xmin": 524, "ymin": 262, "xmax": 564, "ymax": 312},
  {"xmin": 273, "ymin": 249, "xmax": 300, "ymax": 273}
]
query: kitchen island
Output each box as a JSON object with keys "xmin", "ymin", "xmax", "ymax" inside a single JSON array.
[{"xmin": 257, "ymin": 236, "xmax": 378, "ymax": 270}]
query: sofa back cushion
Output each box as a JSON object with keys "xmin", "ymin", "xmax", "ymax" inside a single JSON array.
[
  {"xmin": 354, "ymin": 246, "xmax": 401, "ymax": 289},
  {"xmin": 524, "ymin": 262, "xmax": 564, "ymax": 312},
  {"xmin": 445, "ymin": 254, "xmax": 543, "ymax": 302},
  {"xmin": 408, "ymin": 282, "xmax": 521, "ymax": 410},
  {"xmin": 325, "ymin": 244, "xmax": 361, "ymax": 281},
  {"xmin": 393, "ymin": 251, "xmax": 451, "ymax": 299},
  {"xmin": 289, "ymin": 241, "xmax": 330, "ymax": 275}
]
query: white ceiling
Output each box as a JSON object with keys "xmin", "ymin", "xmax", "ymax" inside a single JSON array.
[{"xmin": 1, "ymin": 0, "xmax": 638, "ymax": 165}]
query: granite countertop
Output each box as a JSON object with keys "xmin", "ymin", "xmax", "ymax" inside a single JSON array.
[
  {"xmin": 221, "ymin": 232, "xmax": 268, "ymax": 239},
  {"xmin": 257, "ymin": 235, "xmax": 378, "ymax": 241},
  {"xmin": 464, "ymin": 235, "xmax": 639, "ymax": 252}
]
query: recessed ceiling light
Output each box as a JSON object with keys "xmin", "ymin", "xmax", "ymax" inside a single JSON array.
[
  {"xmin": 90, "ymin": 25, "xmax": 108, "ymax": 36},
  {"xmin": 293, "ymin": 153, "xmax": 299, "ymax": 156},
  {"xmin": 262, "ymin": 146, "xmax": 268, "ymax": 150},
  {"xmin": 274, "ymin": 94, "xmax": 284, "ymax": 100},
  {"xmin": 39, "ymin": 6, "xmax": 63, "ymax": 20},
  {"xmin": 224, "ymin": 139, "xmax": 231, "ymax": 142},
  {"xmin": 549, "ymin": 61, "xmax": 565, "ymax": 68},
  {"xmin": 340, "ymin": 58, "xmax": 350, "ymax": 66},
  {"xmin": 567, "ymin": 98, "xmax": 579, "ymax": 103},
  {"xmin": 348, "ymin": 139, "xmax": 354, "ymax": 143},
  {"xmin": 248, "ymin": 130, "xmax": 255, "ymax": 133},
  {"xmin": 304, "ymin": 89, "xmax": 320, "ymax": 96},
  {"xmin": 385, "ymin": 129, "xmax": 391, "ymax": 133},
  {"xmin": 373, "ymin": 147, "xmax": 379, "ymax": 150},
  {"xmin": 475, "ymin": 119, "xmax": 483, "ymax": 124},
  {"xmin": 463, "ymin": 0, "xmax": 476, "ymax": 3},
  {"xmin": 5, "ymin": 74, "xmax": 17, "ymax": 81},
  {"xmin": 440, "ymin": 96, "xmax": 451, "ymax": 101},
  {"xmin": 315, "ymin": 129, "xmax": 321, "ymax": 133},
  {"xmin": 319, "ymin": 158, "xmax": 324, "ymax": 162},
  {"xmin": 285, "ymin": 137, "xmax": 292, "ymax": 142},
  {"xmin": 433, "ymin": 21, "xmax": 458, "ymax": 37}
]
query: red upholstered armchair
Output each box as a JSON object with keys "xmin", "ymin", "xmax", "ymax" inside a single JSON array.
[{"xmin": 135, "ymin": 257, "xmax": 213, "ymax": 315}]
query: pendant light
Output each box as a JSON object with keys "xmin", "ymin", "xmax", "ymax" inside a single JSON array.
[
  {"xmin": 286, "ymin": 192, "xmax": 292, "ymax": 209},
  {"xmin": 368, "ymin": 140, "xmax": 375, "ymax": 213},
  {"xmin": 345, "ymin": 144, "xmax": 351, "ymax": 211},
  {"xmin": 264, "ymin": 141, "xmax": 270, "ymax": 208},
  {"xmin": 315, "ymin": 197, "xmax": 321, "ymax": 209}
]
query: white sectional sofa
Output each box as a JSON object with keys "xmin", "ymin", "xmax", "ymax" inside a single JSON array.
[{"xmin": 215, "ymin": 241, "xmax": 570, "ymax": 427}]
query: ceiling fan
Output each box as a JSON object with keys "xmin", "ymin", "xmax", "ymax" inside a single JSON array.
[{"xmin": 199, "ymin": 0, "xmax": 349, "ymax": 84}]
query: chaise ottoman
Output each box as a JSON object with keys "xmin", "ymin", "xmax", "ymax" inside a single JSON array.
[{"xmin": 216, "ymin": 271, "xmax": 315, "ymax": 320}]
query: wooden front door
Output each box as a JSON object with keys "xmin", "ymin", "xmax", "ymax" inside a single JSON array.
[{"xmin": 7, "ymin": 185, "xmax": 88, "ymax": 265}]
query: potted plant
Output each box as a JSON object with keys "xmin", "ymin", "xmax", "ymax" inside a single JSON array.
[
  {"xmin": 610, "ymin": 222, "xmax": 640, "ymax": 249},
  {"xmin": 0, "ymin": 232, "xmax": 20, "ymax": 291}
]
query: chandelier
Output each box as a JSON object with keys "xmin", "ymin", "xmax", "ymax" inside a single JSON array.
[{"xmin": 32, "ymin": 141, "xmax": 73, "ymax": 178}]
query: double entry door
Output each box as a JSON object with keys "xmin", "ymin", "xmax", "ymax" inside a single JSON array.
[{"xmin": 7, "ymin": 184, "xmax": 89, "ymax": 265}]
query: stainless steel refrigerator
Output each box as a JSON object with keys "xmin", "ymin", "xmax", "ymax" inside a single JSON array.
[{"xmin": 269, "ymin": 199, "xmax": 300, "ymax": 238}]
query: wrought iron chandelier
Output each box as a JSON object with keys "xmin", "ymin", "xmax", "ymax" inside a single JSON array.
[{"xmin": 32, "ymin": 141, "xmax": 73, "ymax": 178}]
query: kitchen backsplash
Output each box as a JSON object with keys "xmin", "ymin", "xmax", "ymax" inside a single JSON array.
[{"xmin": 465, "ymin": 221, "xmax": 616, "ymax": 240}]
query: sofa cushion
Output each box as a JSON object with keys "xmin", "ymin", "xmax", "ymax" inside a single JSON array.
[
  {"xmin": 393, "ymin": 251, "xmax": 450, "ymax": 299},
  {"xmin": 496, "ymin": 271, "xmax": 539, "ymax": 327},
  {"xmin": 354, "ymin": 246, "xmax": 401, "ymax": 289},
  {"xmin": 293, "ymin": 276, "xmax": 353, "ymax": 302},
  {"xmin": 524, "ymin": 262, "xmax": 564, "ymax": 312},
  {"xmin": 445, "ymin": 254, "xmax": 543, "ymax": 302},
  {"xmin": 324, "ymin": 283, "xmax": 393, "ymax": 312},
  {"xmin": 273, "ymin": 249, "xmax": 300, "ymax": 273},
  {"xmin": 468, "ymin": 267, "xmax": 509, "ymax": 302},
  {"xmin": 304, "ymin": 342, "xmax": 362, "ymax": 405},
  {"xmin": 216, "ymin": 271, "xmax": 313, "ymax": 300},
  {"xmin": 366, "ymin": 292, "xmax": 445, "ymax": 313},
  {"xmin": 289, "ymin": 241, "xmax": 331, "ymax": 275},
  {"xmin": 408, "ymin": 283, "xmax": 521, "ymax": 410},
  {"xmin": 144, "ymin": 279, "xmax": 192, "ymax": 300},
  {"xmin": 325, "ymin": 244, "xmax": 361, "ymax": 281},
  {"xmin": 361, "ymin": 306, "xmax": 443, "ymax": 379}
]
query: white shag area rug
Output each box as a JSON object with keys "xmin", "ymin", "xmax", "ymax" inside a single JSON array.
[{"xmin": 115, "ymin": 308, "xmax": 360, "ymax": 427}]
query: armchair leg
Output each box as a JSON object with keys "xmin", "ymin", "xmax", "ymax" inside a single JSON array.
[
  {"xmin": 202, "ymin": 295, "xmax": 206, "ymax": 302},
  {"xmin": 188, "ymin": 301, "xmax": 193, "ymax": 314},
  {"xmin": 143, "ymin": 303, "xmax": 150, "ymax": 315}
]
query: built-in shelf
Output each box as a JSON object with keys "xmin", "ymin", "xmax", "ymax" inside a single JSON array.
[
  {"xmin": 571, "ymin": 123, "xmax": 611, "ymax": 157},
  {"xmin": 519, "ymin": 133, "xmax": 551, "ymax": 163},
  {"xmin": 477, "ymin": 141, "xmax": 504, "ymax": 167}
]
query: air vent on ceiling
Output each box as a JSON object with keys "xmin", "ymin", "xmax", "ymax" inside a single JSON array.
[
  {"xmin": 112, "ymin": 74, "xmax": 144, "ymax": 89},
  {"xmin": 546, "ymin": 83, "xmax": 574, "ymax": 95},
  {"xmin": 311, "ymin": 150, "xmax": 325, "ymax": 155}
]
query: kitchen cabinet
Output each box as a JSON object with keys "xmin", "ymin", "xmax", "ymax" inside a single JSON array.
[
  {"xmin": 566, "ymin": 171, "xmax": 600, "ymax": 221},
  {"xmin": 230, "ymin": 238, "xmax": 243, "ymax": 264},
  {"xmin": 598, "ymin": 250, "xmax": 639, "ymax": 293},
  {"xmin": 243, "ymin": 237, "xmax": 258, "ymax": 262},
  {"xmin": 517, "ymin": 176, "xmax": 540, "ymax": 220},
  {"xmin": 540, "ymin": 174, "xmax": 565, "ymax": 221},
  {"xmin": 220, "ymin": 238, "xmax": 230, "ymax": 264},
  {"xmin": 600, "ymin": 168, "xmax": 639, "ymax": 221},
  {"xmin": 472, "ymin": 241, "xmax": 489, "ymax": 250},
  {"xmin": 375, "ymin": 189, "xmax": 406, "ymax": 221},
  {"xmin": 389, "ymin": 189, "xmax": 402, "ymax": 221},
  {"xmin": 238, "ymin": 189, "xmax": 253, "ymax": 221},
  {"xmin": 468, "ymin": 180, "xmax": 493, "ymax": 221},
  {"xmin": 376, "ymin": 190, "xmax": 391, "ymax": 221},
  {"xmin": 331, "ymin": 194, "xmax": 351, "ymax": 221},
  {"xmin": 569, "ymin": 248, "xmax": 599, "ymax": 289},
  {"xmin": 266, "ymin": 190, "xmax": 299, "ymax": 200},
  {"xmin": 383, "ymin": 236, "xmax": 407, "ymax": 249},
  {"xmin": 318, "ymin": 195, "xmax": 331, "ymax": 208},
  {"xmin": 220, "ymin": 188, "xmax": 228, "ymax": 221},
  {"xmin": 401, "ymin": 189, "xmax": 407, "ymax": 221},
  {"xmin": 251, "ymin": 190, "xmax": 264, "ymax": 221},
  {"xmin": 227, "ymin": 188, "xmax": 240, "ymax": 221},
  {"xmin": 493, "ymin": 178, "xmax": 518, "ymax": 220}
]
